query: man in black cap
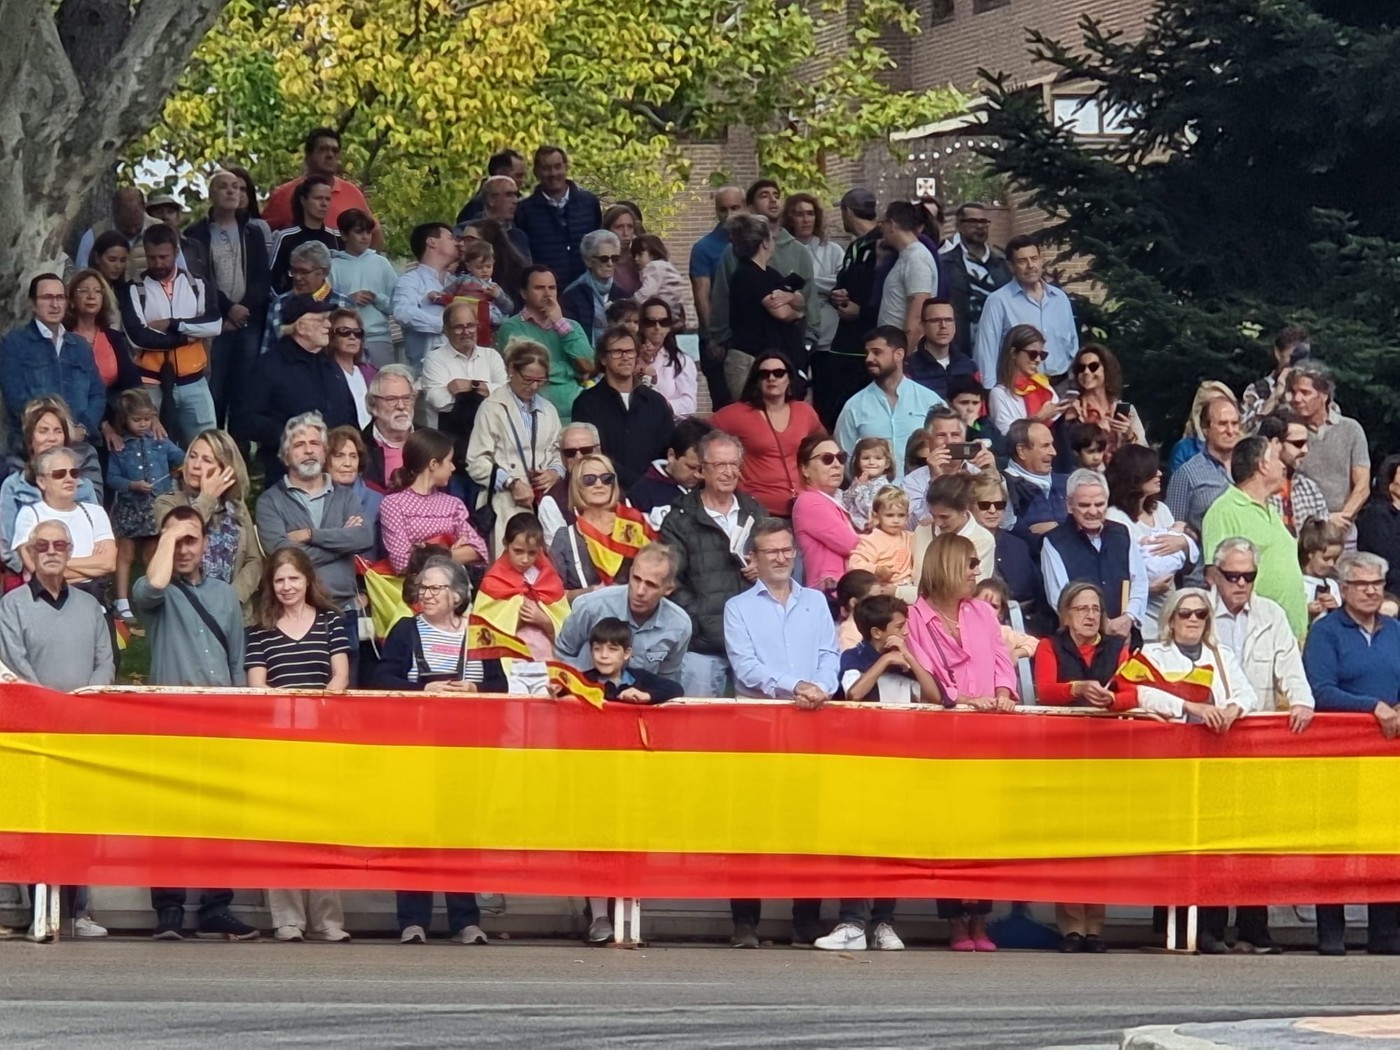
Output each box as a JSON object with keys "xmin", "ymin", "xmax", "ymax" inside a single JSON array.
[
  {"xmin": 815, "ymin": 188, "xmax": 882, "ymax": 430},
  {"xmin": 240, "ymin": 295, "xmax": 358, "ymax": 484}
]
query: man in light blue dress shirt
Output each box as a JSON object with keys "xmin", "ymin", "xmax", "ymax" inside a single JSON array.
[
  {"xmin": 973, "ymin": 235, "xmax": 1080, "ymax": 385},
  {"xmin": 834, "ymin": 324, "xmax": 945, "ymax": 463}
]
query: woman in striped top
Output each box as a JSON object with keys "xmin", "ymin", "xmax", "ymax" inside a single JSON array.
[
  {"xmin": 379, "ymin": 428, "xmax": 488, "ymax": 574},
  {"xmin": 244, "ymin": 548, "xmax": 352, "ymax": 943},
  {"xmin": 373, "ymin": 556, "xmax": 507, "ymax": 692}
]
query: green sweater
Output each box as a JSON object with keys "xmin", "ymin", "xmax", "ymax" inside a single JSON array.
[
  {"xmin": 495, "ymin": 313, "xmax": 594, "ymax": 424},
  {"xmin": 1202, "ymin": 486, "xmax": 1308, "ymax": 638}
]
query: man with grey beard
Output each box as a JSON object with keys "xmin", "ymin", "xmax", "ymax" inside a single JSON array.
[
  {"xmin": 361, "ymin": 364, "xmax": 418, "ymax": 493},
  {"xmin": 256, "ymin": 412, "xmax": 374, "ymax": 676}
]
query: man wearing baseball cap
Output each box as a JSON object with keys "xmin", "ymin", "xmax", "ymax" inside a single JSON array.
[{"xmin": 815, "ymin": 188, "xmax": 881, "ymax": 430}]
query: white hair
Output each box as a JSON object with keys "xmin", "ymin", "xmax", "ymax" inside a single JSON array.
[
  {"xmin": 1338, "ymin": 551, "xmax": 1389, "ymax": 584},
  {"xmin": 279, "ymin": 411, "xmax": 328, "ymax": 464},
  {"xmin": 581, "ymin": 229, "xmax": 620, "ymax": 262},
  {"xmin": 1065, "ymin": 468, "xmax": 1107, "ymax": 503},
  {"xmin": 30, "ymin": 519, "xmax": 72, "ymax": 542},
  {"xmin": 561, "ymin": 421, "xmax": 601, "ymax": 443},
  {"xmin": 367, "ymin": 363, "xmax": 417, "ymax": 415},
  {"xmin": 1212, "ymin": 536, "xmax": 1259, "ymax": 568}
]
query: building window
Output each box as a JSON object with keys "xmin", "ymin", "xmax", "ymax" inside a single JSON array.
[
  {"xmin": 930, "ymin": 0, "xmax": 954, "ymax": 24},
  {"xmin": 1052, "ymin": 96, "xmax": 1133, "ymax": 138},
  {"xmin": 973, "ymin": 0, "xmax": 1008, "ymax": 11}
]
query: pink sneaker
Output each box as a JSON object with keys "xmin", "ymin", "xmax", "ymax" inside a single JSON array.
[
  {"xmin": 950, "ymin": 935, "xmax": 976, "ymax": 952},
  {"xmin": 972, "ymin": 935, "xmax": 997, "ymax": 952}
]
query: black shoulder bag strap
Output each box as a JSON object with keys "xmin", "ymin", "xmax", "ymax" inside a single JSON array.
[{"xmin": 171, "ymin": 577, "xmax": 231, "ymax": 656}]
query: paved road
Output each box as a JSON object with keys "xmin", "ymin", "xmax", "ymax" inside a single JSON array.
[{"xmin": 2, "ymin": 939, "xmax": 1399, "ymax": 1047}]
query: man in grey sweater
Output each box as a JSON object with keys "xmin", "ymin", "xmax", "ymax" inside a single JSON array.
[
  {"xmin": 131, "ymin": 504, "xmax": 258, "ymax": 942},
  {"xmin": 0, "ymin": 520, "xmax": 113, "ymax": 691},
  {"xmin": 255, "ymin": 412, "xmax": 373, "ymax": 672}
]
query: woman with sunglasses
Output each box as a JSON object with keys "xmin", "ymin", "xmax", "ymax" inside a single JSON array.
[
  {"xmin": 548, "ymin": 452, "xmax": 652, "ymax": 597},
  {"xmin": 1104, "ymin": 444, "xmax": 1194, "ymax": 641},
  {"xmin": 988, "ymin": 324, "xmax": 1070, "ymax": 434},
  {"xmin": 968, "ymin": 472, "xmax": 1044, "ymax": 629},
  {"xmin": 635, "ymin": 296, "xmax": 697, "ymax": 418},
  {"xmin": 563, "ymin": 230, "xmax": 629, "ymax": 347},
  {"xmin": 465, "ymin": 340, "xmax": 564, "ymax": 553},
  {"xmin": 792, "ymin": 434, "xmax": 859, "ymax": 592},
  {"xmin": 1060, "ymin": 344, "xmax": 1145, "ymax": 462},
  {"xmin": 710, "ymin": 352, "xmax": 824, "ymax": 518},
  {"xmin": 535, "ymin": 422, "xmax": 600, "ymax": 546},
  {"xmin": 11, "ymin": 446, "xmax": 115, "ymax": 587},
  {"xmin": 0, "ymin": 398, "xmax": 101, "ymax": 575},
  {"xmin": 1133, "ymin": 587, "xmax": 1259, "ymax": 729},
  {"xmin": 326, "ymin": 308, "xmax": 376, "ymax": 429}
]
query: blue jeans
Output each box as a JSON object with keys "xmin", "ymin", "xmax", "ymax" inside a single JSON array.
[
  {"xmin": 680, "ymin": 651, "xmax": 730, "ymax": 698},
  {"xmin": 148, "ymin": 379, "xmax": 217, "ymax": 446},
  {"xmin": 838, "ymin": 899, "xmax": 897, "ymax": 928},
  {"xmin": 396, "ymin": 891, "xmax": 479, "ymax": 934}
]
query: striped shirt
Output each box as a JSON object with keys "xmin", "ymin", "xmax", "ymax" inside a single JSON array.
[
  {"xmin": 245, "ymin": 610, "xmax": 350, "ymax": 689},
  {"xmin": 408, "ymin": 616, "xmax": 486, "ymax": 685}
]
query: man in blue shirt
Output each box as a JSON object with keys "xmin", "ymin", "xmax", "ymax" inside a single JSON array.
[
  {"xmin": 1302, "ymin": 549, "xmax": 1400, "ymax": 955},
  {"xmin": 973, "ymin": 235, "xmax": 1079, "ymax": 384},
  {"xmin": 834, "ymin": 325, "xmax": 944, "ymax": 463},
  {"xmin": 722, "ymin": 518, "xmax": 839, "ymax": 950}
]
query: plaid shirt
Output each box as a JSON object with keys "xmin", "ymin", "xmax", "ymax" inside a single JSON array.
[{"xmin": 1269, "ymin": 471, "xmax": 1329, "ymax": 537}]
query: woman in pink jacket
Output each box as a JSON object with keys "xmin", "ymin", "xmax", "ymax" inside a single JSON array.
[
  {"xmin": 906, "ymin": 532, "xmax": 1017, "ymax": 710},
  {"xmin": 792, "ymin": 433, "xmax": 859, "ymax": 593}
]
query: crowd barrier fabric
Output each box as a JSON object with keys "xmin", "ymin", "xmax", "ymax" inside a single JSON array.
[{"xmin": 1, "ymin": 682, "xmax": 1398, "ymax": 905}]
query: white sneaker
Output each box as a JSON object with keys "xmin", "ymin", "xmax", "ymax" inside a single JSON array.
[
  {"xmin": 813, "ymin": 922, "xmax": 867, "ymax": 951},
  {"xmin": 73, "ymin": 916, "xmax": 108, "ymax": 938},
  {"xmin": 871, "ymin": 922, "xmax": 905, "ymax": 951},
  {"xmin": 400, "ymin": 924, "xmax": 427, "ymax": 944},
  {"xmin": 274, "ymin": 925, "xmax": 304, "ymax": 942},
  {"xmin": 308, "ymin": 927, "xmax": 351, "ymax": 943},
  {"xmin": 452, "ymin": 924, "xmax": 488, "ymax": 945}
]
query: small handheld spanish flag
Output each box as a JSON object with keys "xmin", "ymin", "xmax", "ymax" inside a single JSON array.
[
  {"xmin": 576, "ymin": 504, "xmax": 656, "ymax": 584},
  {"xmin": 1113, "ymin": 652, "xmax": 1215, "ymax": 705},
  {"xmin": 465, "ymin": 615, "xmax": 534, "ymax": 661},
  {"xmin": 546, "ymin": 661, "xmax": 607, "ymax": 710}
]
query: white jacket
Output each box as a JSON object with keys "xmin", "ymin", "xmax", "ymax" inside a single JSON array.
[
  {"xmin": 1210, "ymin": 592, "xmax": 1315, "ymax": 711},
  {"xmin": 1133, "ymin": 640, "xmax": 1262, "ymax": 720},
  {"xmin": 464, "ymin": 384, "xmax": 562, "ymax": 552}
]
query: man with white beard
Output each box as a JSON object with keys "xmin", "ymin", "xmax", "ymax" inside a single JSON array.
[
  {"xmin": 255, "ymin": 412, "xmax": 374, "ymax": 677},
  {"xmin": 360, "ymin": 364, "xmax": 419, "ymax": 493}
]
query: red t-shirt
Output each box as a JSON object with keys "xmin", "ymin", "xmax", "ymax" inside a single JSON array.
[
  {"xmin": 262, "ymin": 175, "xmax": 374, "ymax": 232},
  {"xmin": 709, "ymin": 401, "xmax": 824, "ymax": 517}
]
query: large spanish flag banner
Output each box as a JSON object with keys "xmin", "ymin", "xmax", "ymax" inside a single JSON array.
[{"xmin": 3, "ymin": 683, "xmax": 1400, "ymax": 904}]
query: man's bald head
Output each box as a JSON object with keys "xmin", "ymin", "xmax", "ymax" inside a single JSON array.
[{"xmin": 714, "ymin": 185, "xmax": 745, "ymax": 223}]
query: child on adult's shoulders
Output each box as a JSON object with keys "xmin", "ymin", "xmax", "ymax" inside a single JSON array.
[
  {"xmin": 580, "ymin": 617, "xmax": 684, "ymax": 704},
  {"xmin": 839, "ymin": 594, "xmax": 946, "ymax": 706}
]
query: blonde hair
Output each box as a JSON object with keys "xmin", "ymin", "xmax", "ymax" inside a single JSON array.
[
  {"xmin": 1157, "ymin": 586, "xmax": 1216, "ymax": 645},
  {"xmin": 917, "ymin": 532, "xmax": 977, "ymax": 604},
  {"xmin": 504, "ymin": 338, "xmax": 551, "ymax": 374},
  {"xmin": 872, "ymin": 485, "xmax": 909, "ymax": 515},
  {"xmin": 567, "ymin": 452, "xmax": 621, "ymax": 513},
  {"xmin": 185, "ymin": 428, "xmax": 250, "ymax": 506},
  {"xmin": 969, "ymin": 472, "xmax": 1007, "ymax": 503}
]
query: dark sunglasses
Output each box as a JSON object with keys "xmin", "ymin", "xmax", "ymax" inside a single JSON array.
[
  {"xmin": 562, "ymin": 444, "xmax": 601, "ymax": 458},
  {"xmin": 808, "ymin": 451, "xmax": 849, "ymax": 467},
  {"xmin": 1073, "ymin": 360, "xmax": 1101, "ymax": 374},
  {"xmin": 333, "ymin": 326, "xmax": 365, "ymax": 338},
  {"xmin": 969, "ymin": 557, "xmax": 981, "ymax": 569},
  {"xmin": 1022, "ymin": 349, "xmax": 1048, "ymax": 362},
  {"xmin": 581, "ymin": 472, "xmax": 616, "ymax": 487},
  {"xmin": 1175, "ymin": 608, "xmax": 1209, "ymax": 621},
  {"xmin": 976, "ymin": 500, "xmax": 1008, "ymax": 512},
  {"xmin": 641, "ymin": 317, "xmax": 669, "ymax": 327},
  {"xmin": 1218, "ymin": 570, "xmax": 1258, "ymax": 584},
  {"xmin": 757, "ymin": 367, "xmax": 788, "ymax": 380},
  {"xmin": 45, "ymin": 469, "xmax": 79, "ymax": 480},
  {"xmin": 32, "ymin": 539, "xmax": 71, "ymax": 553},
  {"xmin": 593, "ymin": 254, "xmax": 621, "ymax": 263},
  {"xmin": 1284, "ymin": 438, "xmax": 1308, "ymax": 449}
]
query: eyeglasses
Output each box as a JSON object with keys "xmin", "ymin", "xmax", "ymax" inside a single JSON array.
[
  {"xmin": 641, "ymin": 317, "xmax": 669, "ymax": 327},
  {"xmin": 447, "ymin": 324, "xmax": 478, "ymax": 334},
  {"xmin": 1174, "ymin": 608, "xmax": 1210, "ymax": 621},
  {"xmin": 757, "ymin": 367, "xmax": 788, "ymax": 380},
  {"xmin": 1218, "ymin": 570, "xmax": 1258, "ymax": 584},
  {"xmin": 417, "ymin": 584, "xmax": 450, "ymax": 597},
  {"xmin": 704, "ymin": 460, "xmax": 741, "ymax": 473},
  {"xmin": 1073, "ymin": 360, "xmax": 1101, "ymax": 374},
  {"xmin": 593, "ymin": 254, "xmax": 621, "ymax": 263},
  {"xmin": 605, "ymin": 347, "xmax": 638, "ymax": 357},
  {"xmin": 1344, "ymin": 578, "xmax": 1386, "ymax": 590},
  {"xmin": 373, "ymin": 394, "xmax": 414, "ymax": 406},
  {"xmin": 755, "ymin": 546, "xmax": 795, "ymax": 559},
  {"xmin": 562, "ymin": 444, "xmax": 600, "ymax": 458},
  {"xmin": 976, "ymin": 500, "xmax": 1008, "ymax": 511},
  {"xmin": 969, "ymin": 557, "xmax": 981, "ymax": 569},
  {"xmin": 516, "ymin": 373, "xmax": 549, "ymax": 387},
  {"xmin": 31, "ymin": 539, "xmax": 71, "ymax": 553},
  {"xmin": 808, "ymin": 451, "xmax": 849, "ymax": 467},
  {"xmin": 1021, "ymin": 349, "xmax": 1048, "ymax": 362},
  {"xmin": 333, "ymin": 327, "xmax": 365, "ymax": 338},
  {"xmin": 45, "ymin": 469, "xmax": 79, "ymax": 480},
  {"xmin": 581, "ymin": 472, "xmax": 616, "ymax": 487}
]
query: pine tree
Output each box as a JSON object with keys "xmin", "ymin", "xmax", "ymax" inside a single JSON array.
[{"xmin": 977, "ymin": 0, "xmax": 1400, "ymax": 448}]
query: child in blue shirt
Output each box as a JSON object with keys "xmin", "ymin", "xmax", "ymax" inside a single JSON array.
[
  {"xmin": 581, "ymin": 617, "xmax": 684, "ymax": 704},
  {"xmin": 839, "ymin": 594, "xmax": 946, "ymax": 705}
]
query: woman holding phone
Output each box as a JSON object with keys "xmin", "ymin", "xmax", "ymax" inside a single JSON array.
[
  {"xmin": 987, "ymin": 325, "xmax": 1068, "ymax": 433},
  {"xmin": 1060, "ymin": 344, "xmax": 1145, "ymax": 462}
]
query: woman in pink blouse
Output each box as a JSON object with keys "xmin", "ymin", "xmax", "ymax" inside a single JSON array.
[
  {"xmin": 379, "ymin": 428, "xmax": 487, "ymax": 574},
  {"xmin": 905, "ymin": 532, "xmax": 1017, "ymax": 710},
  {"xmin": 791, "ymin": 433, "xmax": 858, "ymax": 592}
]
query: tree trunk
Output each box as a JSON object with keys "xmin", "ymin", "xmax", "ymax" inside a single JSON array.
[{"xmin": 0, "ymin": 0, "xmax": 228, "ymax": 327}]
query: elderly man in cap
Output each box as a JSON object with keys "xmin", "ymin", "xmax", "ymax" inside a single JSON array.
[
  {"xmin": 261, "ymin": 241, "xmax": 354, "ymax": 357},
  {"xmin": 241, "ymin": 295, "xmax": 358, "ymax": 485}
]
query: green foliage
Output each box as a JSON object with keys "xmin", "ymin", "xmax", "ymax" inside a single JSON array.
[
  {"xmin": 976, "ymin": 0, "xmax": 1400, "ymax": 450},
  {"xmin": 130, "ymin": 0, "xmax": 964, "ymax": 253}
]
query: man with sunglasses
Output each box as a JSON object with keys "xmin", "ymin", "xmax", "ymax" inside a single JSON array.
[
  {"xmin": 571, "ymin": 327, "xmax": 674, "ymax": 490},
  {"xmin": 1257, "ymin": 411, "xmax": 1328, "ymax": 537},
  {"xmin": 1202, "ymin": 435, "xmax": 1308, "ymax": 638},
  {"xmin": 833, "ymin": 324, "xmax": 944, "ymax": 468},
  {"xmin": 941, "ymin": 203, "xmax": 1012, "ymax": 358}
]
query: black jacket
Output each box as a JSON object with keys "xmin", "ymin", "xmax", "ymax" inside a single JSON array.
[
  {"xmin": 942, "ymin": 243, "xmax": 1012, "ymax": 358},
  {"xmin": 1358, "ymin": 498, "xmax": 1400, "ymax": 594},
  {"xmin": 658, "ymin": 488, "xmax": 765, "ymax": 656},
  {"xmin": 562, "ymin": 276, "xmax": 629, "ymax": 343},
  {"xmin": 514, "ymin": 181, "xmax": 603, "ymax": 286},
  {"xmin": 373, "ymin": 616, "xmax": 508, "ymax": 692},
  {"xmin": 627, "ymin": 462, "xmax": 685, "ymax": 514},
  {"xmin": 185, "ymin": 213, "xmax": 272, "ymax": 324},
  {"xmin": 583, "ymin": 664, "xmax": 685, "ymax": 704},
  {"xmin": 241, "ymin": 337, "xmax": 358, "ymax": 484},
  {"xmin": 570, "ymin": 380, "xmax": 675, "ymax": 490}
]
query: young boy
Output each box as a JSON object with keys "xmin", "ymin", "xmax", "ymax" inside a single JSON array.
[
  {"xmin": 839, "ymin": 595, "xmax": 946, "ymax": 706},
  {"xmin": 582, "ymin": 617, "xmax": 684, "ymax": 704},
  {"xmin": 1067, "ymin": 421, "xmax": 1108, "ymax": 473}
]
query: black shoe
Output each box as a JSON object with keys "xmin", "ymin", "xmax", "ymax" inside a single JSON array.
[
  {"xmin": 791, "ymin": 920, "xmax": 824, "ymax": 947},
  {"xmin": 1367, "ymin": 937, "xmax": 1400, "ymax": 955},
  {"xmin": 153, "ymin": 907, "xmax": 184, "ymax": 940},
  {"xmin": 1084, "ymin": 934, "xmax": 1109, "ymax": 954},
  {"xmin": 1318, "ymin": 941, "xmax": 1347, "ymax": 956},
  {"xmin": 1197, "ymin": 931, "xmax": 1227, "ymax": 955},
  {"xmin": 731, "ymin": 921, "xmax": 759, "ymax": 949},
  {"xmin": 197, "ymin": 907, "xmax": 260, "ymax": 941},
  {"xmin": 1059, "ymin": 932, "xmax": 1085, "ymax": 953}
]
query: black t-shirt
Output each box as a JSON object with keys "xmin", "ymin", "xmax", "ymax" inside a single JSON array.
[{"xmin": 729, "ymin": 259, "xmax": 804, "ymax": 363}]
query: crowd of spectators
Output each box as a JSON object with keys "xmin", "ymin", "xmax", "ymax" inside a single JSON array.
[{"xmin": 1, "ymin": 130, "xmax": 1396, "ymax": 955}]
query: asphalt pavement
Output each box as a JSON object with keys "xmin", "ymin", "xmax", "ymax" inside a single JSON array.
[{"xmin": 3, "ymin": 939, "xmax": 1400, "ymax": 1047}]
